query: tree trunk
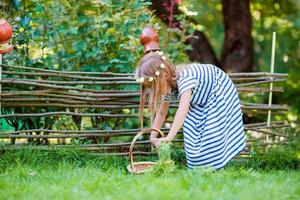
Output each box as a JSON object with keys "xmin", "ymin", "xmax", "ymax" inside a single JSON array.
[
  {"xmin": 150, "ymin": 0, "xmax": 220, "ymax": 67},
  {"xmin": 185, "ymin": 31, "xmax": 220, "ymax": 66},
  {"xmin": 221, "ymin": 0, "xmax": 253, "ymax": 72}
]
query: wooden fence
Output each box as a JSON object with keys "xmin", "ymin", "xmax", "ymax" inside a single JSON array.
[{"xmin": 0, "ymin": 64, "xmax": 290, "ymax": 157}]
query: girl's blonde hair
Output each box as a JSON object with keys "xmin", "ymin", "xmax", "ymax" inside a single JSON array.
[{"xmin": 135, "ymin": 51, "xmax": 177, "ymax": 128}]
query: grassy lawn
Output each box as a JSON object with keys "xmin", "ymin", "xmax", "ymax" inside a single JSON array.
[{"xmin": 0, "ymin": 149, "xmax": 300, "ymax": 200}]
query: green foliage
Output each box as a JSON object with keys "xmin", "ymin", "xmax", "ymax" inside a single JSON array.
[
  {"xmin": 157, "ymin": 143, "xmax": 172, "ymax": 160},
  {"xmin": 155, "ymin": 4, "xmax": 201, "ymax": 64},
  {"xmin": 248, "ymin": 146, "xmax": 300, "ymax": 170},
  {"xmin": 0, "ymin": 1, "xmax": 8, "ymax": 18},
  {"xmin": 178, "ymin": 0, "xmax": 224, "ymax": 57},
  {"xmin": 249, "ymin": 0, "xmax": 300, "ymax": 124},
  {"xmin": 149, "ymin": 143, "xmax": 175, "ymax": 176},
  {"xmin": 52, "ymin": 116, "xmax": 79, "ymax": 131},
  {"xmin": 247, "ymin": 130, "xmax": 300, "ymax": 170},
  {"xmin": 4, "ymin": 0, "xmax": 153, "ymax": 72},
  {"xmin": 228, "ymin": 129, "xmax": 300, "ymax": 171},
  {"xmin": 171, "ymin": 146, "xmax": 186, "ymax": 165},
  {"xmin": 250, "ymin": 0, "xmax": 299, "ymax": 73}
]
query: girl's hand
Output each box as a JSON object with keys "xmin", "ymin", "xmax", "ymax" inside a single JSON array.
[
  {"xmin": 154, "ymin": 139, "xmax": 162, "ymax": 147},
  {"xmin": 150, "ymin": 137, "xmax": 159, "ymax": 146},
  {"xmin": 154, "ymin": 137, "xmax": 170, "ymax": 147}
]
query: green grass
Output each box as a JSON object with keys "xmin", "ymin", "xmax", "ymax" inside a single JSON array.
[{"xmin": 0, "ymin": 148, "xmax": 300, "ymax": 200}]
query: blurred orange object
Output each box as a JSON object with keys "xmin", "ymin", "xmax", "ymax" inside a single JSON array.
[
  {"xmin": 140, "ymin": 26, "xmax": 160, "ymax": 53},
  {"xmin": 0, "ymin": 19, "xmax": 13, "ymax": 54}
]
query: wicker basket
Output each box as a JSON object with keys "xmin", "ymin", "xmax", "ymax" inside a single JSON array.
[{"xmin": 127, "ymin": 128, "xmax": 164, "ymax": 174}]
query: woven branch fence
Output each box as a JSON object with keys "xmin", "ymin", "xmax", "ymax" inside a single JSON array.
[{"xmin": 0, "ymin": 64, "xmax": 290, "ymax": 157}]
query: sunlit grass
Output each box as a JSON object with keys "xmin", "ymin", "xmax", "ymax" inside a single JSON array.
[
  {"xmin": 0, "ymin": 148, "xmax": 300, "ymax": 200},
  {"xmin": 1, "ymin": 164, "xmax": 300, "ymax": 200}
]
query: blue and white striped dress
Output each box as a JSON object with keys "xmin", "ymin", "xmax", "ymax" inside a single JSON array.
[{"xmin": 176, "ymin": 63, "xmax": 246, "ymax": 169}]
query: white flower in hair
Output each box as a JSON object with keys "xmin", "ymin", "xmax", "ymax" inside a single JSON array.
[
  {"xmin": 137, "ymin": 77, "xmax": 144, "ymax": 83},
  {"xmin": 148, "ymin": 77, "xmax": 154, "ymax": 82},
  {"xmin": 156, "ymin": 51, "xmax": 163, "ymax": 56},
  {"xmin": 155, "ymin": 71, "xmax": 160, "ymax": 76},
  {"xmin": 161, "ymin": 56, "xmax": 167, "ymax": 61},
  {"xmin": 160, "ymin": 63, "xmax": 165, "ymax": 69}
]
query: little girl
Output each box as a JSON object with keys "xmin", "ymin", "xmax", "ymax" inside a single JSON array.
[{"xmin": 135, "ymin": 29, "xmax": 246, "ymax": 170}]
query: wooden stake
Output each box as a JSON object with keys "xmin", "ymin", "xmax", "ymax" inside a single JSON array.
[{"xmin": 267, "ymin": 32, "xmax": 276, "ymax": 142}]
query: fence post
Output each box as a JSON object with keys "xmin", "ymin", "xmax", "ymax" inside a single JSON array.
[
  {"xmin": 0, "ymin": 19, "xmax": 13, "ymax": 130},
  {"xmin": 267, "ymin": 32, "xmax": 276, "ymax": 143}
]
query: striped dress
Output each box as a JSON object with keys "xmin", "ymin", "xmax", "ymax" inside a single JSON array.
[{"xmin": 176, "ymin": 63, "xmax": 246, "ymax": 170}]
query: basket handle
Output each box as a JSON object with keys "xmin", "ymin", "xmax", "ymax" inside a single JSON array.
[{"xmin": 129, "ymin": 128, "xmax": 164, "ymax": 173}]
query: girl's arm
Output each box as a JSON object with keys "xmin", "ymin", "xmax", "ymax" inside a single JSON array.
[
  {"xmin": 160, "ymin": 89, "xmax": 192, "ymax": 143},
  {"xmin": 150, "ymin": 101, "xmax": 170, "ymax": 143}
]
